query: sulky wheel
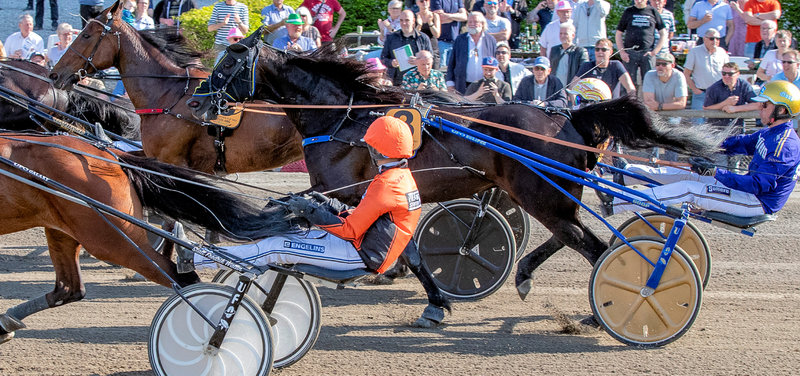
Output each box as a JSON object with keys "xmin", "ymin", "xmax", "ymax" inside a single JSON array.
[
  {"xmin": 212, "ymin": 269, "xmax": 321, "ymax": 369},
  {"xmin": 416, "ymin": 200, "xmax": 516, "ymax": 300},
  {"xmin": 149, "ymin": 283, "xmax": 274, "ymax": 376},
  {"xmin": 487, "ymin": 189, "xmax": 532, "ymax": 260},
  {"xmin": 609, "ymin": 213, "xmax": 711, "ymax": 288},
  {"xmin": 590, "ymin": 236, "xmax": 703, "ymax": 348}
]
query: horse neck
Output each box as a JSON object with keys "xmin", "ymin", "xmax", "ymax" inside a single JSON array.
[{"xmin": 116, "ymin": 29, "xmax": 191, "ymax": 109}]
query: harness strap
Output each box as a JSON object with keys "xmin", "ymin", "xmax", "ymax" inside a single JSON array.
[{"xmin": 135, "ymin": 108, "xmax": 165, "ymax": 114}]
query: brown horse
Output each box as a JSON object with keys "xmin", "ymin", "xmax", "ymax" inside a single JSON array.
[
  {"xmin": 49, "ymin": 4, "xmax": 302, "ymax": 173},
  {"xmin": 0, "ymin": 134, "xmax": 298, "ymax": 343}
]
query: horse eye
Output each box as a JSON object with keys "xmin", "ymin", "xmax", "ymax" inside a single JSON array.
[{"xmin": 83, "ymin": 33, "xmax": 91, "ymax": 39}]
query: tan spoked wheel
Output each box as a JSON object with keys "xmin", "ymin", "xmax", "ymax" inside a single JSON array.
[
  {"xmin": 610, "ymin": 213, "xmax": 711, "ymax": 287},
  {"xmin": 590, "ymin": 236, "xmax": 703, "ymax": 347},
  {"xmin": 213, "ymin": 269, "xmax": 321, "ymax": 369}
]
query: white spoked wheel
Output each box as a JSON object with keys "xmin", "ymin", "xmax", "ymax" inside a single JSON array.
[
  {"xmin": 610, "ymin": 213, "xmax": 711, "ymax": 288},
  {"xmin": 590, "ymin": 236, "xmax": 703, "ymax": 348},
  {"xmin": 213, "ymin": 269, "xmax": 321, "ymax": 368},
  {"xmin": 149, "ymin": 283, "xmax": 274, "ymax": 376}
]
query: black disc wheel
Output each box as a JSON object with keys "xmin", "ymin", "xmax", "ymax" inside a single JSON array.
[
  {"xmin": 487, "ymin": 189, "xmax": 531, "ymax": 260},
  {"xmin": 416, "ymin": 200, "xmax": 516, "ymax": 300}
]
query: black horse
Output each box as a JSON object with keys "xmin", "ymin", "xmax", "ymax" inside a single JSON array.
[
  {"xmin": 188, "ymin": 29, "xmax": 723, "ymax": 313},
  {"xmin": 0, "ymin": 59, "xmax": 140, "ymax": 139}
]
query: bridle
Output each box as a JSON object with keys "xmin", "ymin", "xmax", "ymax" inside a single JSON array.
[
  {"xmin": 193, "ymin": 40, "xmax": 260, "ymax": 117},
  {"xmin": 67, "ymin": 16, "xmax": 120, "ymax": 80}
]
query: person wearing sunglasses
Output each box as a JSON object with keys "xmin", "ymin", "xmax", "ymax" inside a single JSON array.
[
  {"xmin": 771, "ymin": 50, "xmax": 800, "ymax": 129},
  {"xmin": 684, "ymin": 28, "xmax": 729, "ymax": 118},
  {"xmin": 641, "ymin": 51, "xmax": 687, "ymax": 161},
  {"xmin": 483, "ymin": 0, "xmax": 511, "ymax": 42},
  {"xmin": 757, "ymin": 30, "xmax": 794, "ymax": 82},
  {"xmin": 601, "ymin": 80, "xmax": 800, "ymax": 219},
  {"xmin": 494, "ymin": 41, "xmax": 531, "ymax": 95},
  {"xmin": 512, "ymin": 56, "xmax": 568, "ymax": 107},
  {"xmin": 570, "ymin": 38, "xmax": 636, "ymax": 98},
  {"xmin": 378, "ymin": 0, "xmax": 404, "ymax": 45},
  {"xmin": 704, "ymin": 62, "xmax": 759, "ymax": 169}
]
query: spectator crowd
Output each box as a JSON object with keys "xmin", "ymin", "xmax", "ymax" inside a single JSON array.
[{"xmin": 1, "ymin": 0, "xmax": 798, "ymax": 139}]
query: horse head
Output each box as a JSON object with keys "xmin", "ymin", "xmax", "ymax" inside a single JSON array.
[
  {"xmin": 50, "ymin": 0, "xmax": 126, "ymax": 90},
  {"xmin": 187, "ymin": 27, "xmax": 268, "ymax": 121}
]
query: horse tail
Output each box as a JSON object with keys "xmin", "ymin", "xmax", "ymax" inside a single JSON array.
[
  {"xmin": 116, "ymin": 153, "xmax": 301, "ymax": 241},
  {"xmin": 66, "ymin": 92, "xmax": 142, "ymax": 140},
  {"xmin": 570, "ymin": 95, "xmax": 726, "ymax": 157}
]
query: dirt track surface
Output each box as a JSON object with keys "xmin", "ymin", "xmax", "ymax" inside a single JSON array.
[{"xmin": 1, "ymin": 171, "xmax": 799, "ymax": 375}]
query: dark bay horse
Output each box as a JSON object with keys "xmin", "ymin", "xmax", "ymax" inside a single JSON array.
[
  {"xmin": 188, "ymin": 31, "xmax": 724, "ymax": 303},
  {"xmin": 49, "ymin": 1, "xmax": 302, "ymax": 173},
  {"xmin": 0, "ymin": 134, "xmax": 298, "ymax": 343},
  {"xmin": 0, "ymin": 59, "xmax": 139, "ymax": 138}
]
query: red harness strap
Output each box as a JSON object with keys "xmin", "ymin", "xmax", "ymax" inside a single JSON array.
[{"xmin": 135, "ymin": 108, "xmax": 165, "ymax": 115}]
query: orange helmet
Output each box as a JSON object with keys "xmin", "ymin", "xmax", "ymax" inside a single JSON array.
[{"xmin": 363, "ymin": 116, "xmax": 413, "ymax": 158}]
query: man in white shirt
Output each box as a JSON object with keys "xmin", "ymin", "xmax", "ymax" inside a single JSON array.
[
  {"xmin": 684, "ymin": 28, "xmax": 729, "ymax": 112},
  {"xmin": 539, "ymin": 0, "xmax": 572, "ymax": 58},
  {"xmin": 4, "ymin": 14, "xmax": 45, "ymax": 59}
]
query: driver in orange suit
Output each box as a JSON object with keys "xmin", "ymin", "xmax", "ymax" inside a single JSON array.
[{"xmin": 191, "ymin": 116, "xmax": 422, "ymax": 274}]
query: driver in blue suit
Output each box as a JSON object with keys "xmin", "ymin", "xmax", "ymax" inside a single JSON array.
[{"xmin": 603, "ymin": 80, "xmax": 800, "ymax": 217}]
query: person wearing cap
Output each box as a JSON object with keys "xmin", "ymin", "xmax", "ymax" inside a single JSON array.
[
  {"xmin": 431, "ymin": 0, "xmax": 468, "ymax": 69},
  {"xmin": 684, "ymin": 28, "xmax": 730, "ymax": 114},
  {"xmin": 570, "ymin": 38, "xmax": 635, "ymax": 98},
  {"xmin": 214, "ymin": 27, "xmax": 246, "ymax": 65},
  {"xmin": 615, "ymin": 0, "xmax": 667, "ymax": 87},
  {"xmin": 600, "ymin": 80, "xmax": 800, "ymax": 218},
  {"xmin": 513, "ymin": 56, "xmax": 568, "ymax": 107},
  {"xmin": 272, "ymin": 13, "xmax": 317, "ymax": 52},
  {"xmin": 495, "ymin": 41, "xmax": 531, "ymax": 95},
  {"xmin": 538, "ymin": 0, "xmax": 572, "ymax": 58},
  {"xmin": 572, "ymin": 0, "xmax": 610, "ymax": 61},
  {"xmin": 29, "ymin": 51, "xmax": 47, "ymax": 67},
  {"xmin": 483, "ymin": 0, "xmax": 511, "ymax": 42},
  {"xmin": 381, "ymin": 10, "xmax": 433, "ymax": 86},
  {"xmin": 642, "ymin": 51, "xmax": 687, "ymax": 161},
  {"xmin": 401, "ymin": 50, "xmax": 447, "ymax": 91},
  {"xmin": 474, "ymin": 0, "xmax": 528, "ymax": 50},
  {"xmin": 688, "ymin": 0, "xmax": 733, "ymax": 49},
  {"xmin": 464, "ymin": 56, "xmax": 512, "ymax": 103},
  {"xmin": 446, "ymin": 11, "xmax": 497, "ymax": 94},
  {"xmin": 366, "ymin": 57, "xmax": 394, "ymax": 86},
  {"xmin": 192, "ymin": 116, "xmax": 424, "ymax": 277},
  {"xmin": 548, "ymin": 22, "xmax": 588, "ymax": 90}
]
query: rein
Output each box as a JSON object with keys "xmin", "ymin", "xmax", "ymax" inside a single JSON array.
[{"xmin": 67, "ymin": 17, "xmax": 120, "ymax": 80}]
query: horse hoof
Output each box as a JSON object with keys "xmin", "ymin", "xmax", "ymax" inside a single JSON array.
[
  {"xmin": 367, "ymin": 274, "xmax": 395, "ymax": 285},
  {"xmin": 411, "ymin": 317, "xmax": 440, "ymax": 329},
  {"xmin": 0, "ymin": 313, "xmax": 26, "ymax": 333},
  {"xmin": 127, "ymin": 272, "xmax": 148, "ymax": 282},
  {"xmin": 0, "ymin": 332, "xmax": 14, "ymax": 344},
  {"xmin": 516, "ymin": 278, "xmax": 532, "ymax": 301},
  {"xmin": 579, "ymin": 315, "xmax": 601, "ymax": 329}
]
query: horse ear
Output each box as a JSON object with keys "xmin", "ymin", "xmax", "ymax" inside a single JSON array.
[
  {"xmin": 241, "ymin": 26, "xmax": 265, "ymax": 47},
  {"xmin": 107, "ymin": 0, "xmax": 123, "ymax": 20}
]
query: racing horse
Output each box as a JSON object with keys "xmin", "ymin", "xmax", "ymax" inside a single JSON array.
[
  {"xmin": 0, "ymin": 134, "xmax": 299, "ymax": 343},
  {"xmin": 186, "ymin": 29, "xmax": 725, "ymax": 302},
  {"xmin": 0, "ymin": 59, "xmax": 139, "ymax": 138},
  {"xmin": 48, "ymin": 1, "xmax": 302, "ymax": 173}
]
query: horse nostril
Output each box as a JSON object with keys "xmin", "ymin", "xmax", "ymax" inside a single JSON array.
[
  {"xmin": 49, "ymin": 72, "xmax": 59, "ymax": 81},
  {"xmin": 187, "ymin": 101, "xmax": 199, "ymax": 108}
]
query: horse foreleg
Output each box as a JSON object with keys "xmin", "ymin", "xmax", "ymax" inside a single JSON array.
[
  {"xmin": 515, "ymin": 236, "xmax": 565, "ymax": 301},
  {"xmin": 0, "ymin": 229, "xmax": 85, "ymax": 344},
  {"xmin": 400, "ymin": 241, "xmax": 451, "ymax": 328}
]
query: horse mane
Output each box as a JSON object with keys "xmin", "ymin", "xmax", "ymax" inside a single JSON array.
[
  {"xmin": 274, "ymin": 42, "xmax": 465, "ymax": 105},
  {"xmin": 66, "ymin": 92, "xmax": 141, "ymax": 140},
  {"xmin": 137, "ymin": 27, "xmax": 208, "ymax": 69}
]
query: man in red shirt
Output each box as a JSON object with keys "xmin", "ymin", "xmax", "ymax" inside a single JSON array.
[
  {"xmin": 300, "ymin": 0, "xmax": 347, "ymax": 43},
  {"xmin": 741, "ymin": 0, "xmax": 781, "ymax": 58}
]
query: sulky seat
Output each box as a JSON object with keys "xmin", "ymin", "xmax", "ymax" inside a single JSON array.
[
  {"xmin": 700, "ymin": 211, "xmax": 777, "ymax": 229},
  {"xmin": 291, "ymin": 264, "xmax": 373, "ymax": 288}
]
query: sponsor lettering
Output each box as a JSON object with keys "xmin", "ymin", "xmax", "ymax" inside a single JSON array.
[
  {"xmin": 283, "ymin": 240, "xmax": 325, "ymax": 253},
  {"xmin": 406, "ymin": 190, "xmax": 421, "ymax": 210},
  {"xmin": 706, "ymin": 185, "xmax": 731, "ymax": 195},
  {"xmin": 631, "ymin": 14, "xmax": 654, "ymax": 28},
  {"xmin": 756, "ymin": 135, "xmax": 768, "ymax": 160}
]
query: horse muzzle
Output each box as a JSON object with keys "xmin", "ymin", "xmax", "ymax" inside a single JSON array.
[
  {"xmin": 186, "ymin": 96, "xmax": 218, "ymax": 121},
  {"xmin": 49, "ymin": 71, "xmax": 80, "ymax": 91}
]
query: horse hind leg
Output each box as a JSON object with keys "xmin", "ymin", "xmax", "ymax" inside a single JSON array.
[
  {"xmin": 515, "ymin": 236, "xmax": 565, "ymax": 301},
  {"xmin": 400, "ymin": 241, "xmax": 451, "ymax": 328},
  {"xmin": 0, "ymin": 229, "xmax": 86, "ymax": 344}
]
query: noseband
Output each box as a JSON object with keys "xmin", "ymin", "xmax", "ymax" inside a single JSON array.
[{"xmin": 67, "ymin": 16, "xmax": 120, "ymax": 79}]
